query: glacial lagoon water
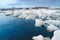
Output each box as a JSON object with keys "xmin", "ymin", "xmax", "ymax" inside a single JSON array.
[{"xmin": 0, "ymin": 13, "xmax": 53, "ymax": 40}]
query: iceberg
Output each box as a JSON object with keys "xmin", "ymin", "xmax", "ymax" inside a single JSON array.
[
  {"xmin": 47, "ymin": 24, "xmax": 58, "ymax": 32},
  {"xmin": 52, "ymin": 30, "xmax": 60, "ymax": 40},
  {"xmin": 32, "ymin": 35, "xmax": 51, "ymax": 40},
  {"xmin": 32, "ymin": 35, "xmax": 45, "ymax": 40},
  {"xmin": 45, "ymin": 20, "xmax": 60, "ymax": 28},
  {"xmin": 35, "ymin": 19, "xmax": 44, "ymax": 27}
]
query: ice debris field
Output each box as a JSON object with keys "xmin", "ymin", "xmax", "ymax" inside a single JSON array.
[{"xmin": 0, "ymin": 8, "xmax": 60, "ymax": 40}]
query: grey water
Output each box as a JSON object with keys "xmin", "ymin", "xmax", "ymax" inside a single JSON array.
[{"xmin": 0, "ymin": 13, "xmax": 53, "ymax": 40}]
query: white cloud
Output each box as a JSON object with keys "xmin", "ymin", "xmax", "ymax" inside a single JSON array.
[
  {"xmin": 0, "ymin": 0, "xmax": 19, "ymax": 8},
  {"xmin": 0, "ymin": 0, "xmax": 18, "ymax": 5},
  {"xmin": 14, "ymin": 5, "xmax": 32, "ymax": 8},
  {"xmin": 0, "ymin": 0, "xmax": 32, "ymax": 8}
]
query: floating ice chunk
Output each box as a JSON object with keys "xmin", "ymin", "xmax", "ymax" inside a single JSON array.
[
  {"xmin": 32, "ymin": 35, "xmax": 51, "ymax": 40},
  {"xmin": 2, "ymin": 8, "xmax": 60, "ymax": 21},
  {"xmin": 45, "ymin": 20, "xmax": 60, "ymax": 28},
  {"xmin": 5, "ymin": 11, "xmax": 13, "ymax": 16},
  {"xmin": 32, "ymin": 35, "xmax": 44, "ymax": 40},
  {"xmin": 52, "ymin": 30, "xmax": 60, "ymax": 40},
  {"xmin": 44, "ymin": 37, "xmax": 51, "ymax": 40},
  {"xmin": 47, "ymin": 24, "xmax": 58, "ymax": 32},
  {"xmin": 35, "ymin": 19, "xmax": 44, "ymax": 27}
]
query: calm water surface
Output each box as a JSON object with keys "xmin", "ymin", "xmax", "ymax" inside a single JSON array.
[{"xmin": 0, "ymin": 13, "xmax": 53, "ymax": 40}]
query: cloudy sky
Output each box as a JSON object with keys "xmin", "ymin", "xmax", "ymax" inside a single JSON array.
[{"xmin": 0, "ymin": 0, "xmax": 60, "ymax": 8}]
